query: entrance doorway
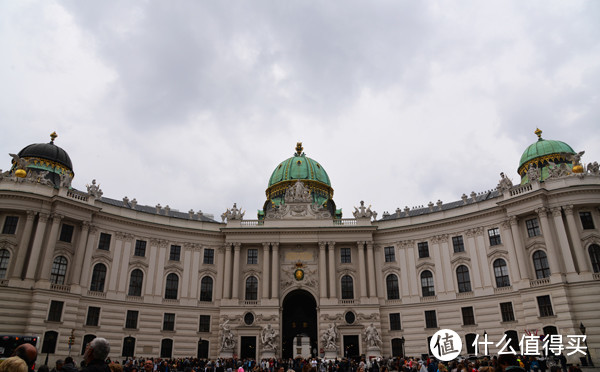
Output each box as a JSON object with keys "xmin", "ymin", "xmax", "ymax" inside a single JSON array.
[
  {"xmin": 240, "ymin": 336, "xmax": 256, "ymax": 359},
  {"xmin": 282, "ymin": 289, "xmax": 317, "ymax": 359},
  {"xmin": 343, "ymin": 335, "xmax": 359, "ymax": 359}
]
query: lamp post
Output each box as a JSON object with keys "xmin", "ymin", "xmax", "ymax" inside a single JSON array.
[
  {"xmin": 580, "ymin": 322, "xmax": 594, "ymax": 367},
  {"xmin": 401, "ymin": 336, "xmax": 405, "ymax": 358}
]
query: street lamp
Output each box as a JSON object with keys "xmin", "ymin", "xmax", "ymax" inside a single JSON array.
[
  {"xmin": 401, "ymin": 336, "xmax": 405, "ymax": 358},
  {"xmin": 579, "ymin": 322, "xmax": 594, "ymax": 367}
]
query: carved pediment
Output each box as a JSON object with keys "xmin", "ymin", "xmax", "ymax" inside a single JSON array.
[
  {"xmin": 266, "ymin": 181, "xmax": 332, "ymax": 220},
  {"xmin": 487, "ymin": 249, "xmax": 508, "ymax": 262},
  {"xmin": 164, "ymin": 262, "xmax": 183, "ymax": 274},
  {"xmin": 129, "ymin": 256, "xmax": 148, "ymax": 267},
  {"xmin": 199, "ymin": 267, "xmax": 217, "ymax": 276},
  {"xmin": 450, "ymin": 255, "xmax": 471, "ymax": 266},
  {"xmin": 0, "ymin": 239, "xmax": 17, "ymax": 253},
  {"xmin": 416, "ymin": 261, "xmax": 435, "ymax": 271},
  {"xmin": 92, "ymin": 249, "xmax": 112, "ymax": 262}
]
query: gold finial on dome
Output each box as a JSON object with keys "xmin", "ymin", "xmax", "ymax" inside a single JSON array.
[
  {"xmin": 295, "ymin": 142, "xmax": 303, "ymax": 156},
  {"xmin": 50, "ymin": 131, "xmax": 58, "ymax": 143},
  {"xmin": 534, "ymin": 128, "xmax": 542, "ymax": 140}
]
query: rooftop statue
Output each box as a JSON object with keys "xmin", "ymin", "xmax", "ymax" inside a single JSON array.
[
  {"xmin": 497, "ymin": 172, "xmax": 514, "ymax": 192},
  {"xmin": 527, "ymin": 164, "xmax": 540, "ymax": 183},
  {"xmin": 587, "ymin": 161, "xmax": 599, "ymax": 176},
  {"xmin": 86, "ymin": 179, "xmax": 103, "ymax": 198},
  {"xmin": 9, "ymin": 153, "xmax": 30, "ymax": 170},
  {"xmin": 284, "ymin": 180, "xmax": 312, "ymax": 203},
  {"xmin": 221, "ymin": 203, "xmax": 245, "ymax": 222},
  {"xmin": 353, "ymin": 200, "xmax": 377, "ymax": 220}
]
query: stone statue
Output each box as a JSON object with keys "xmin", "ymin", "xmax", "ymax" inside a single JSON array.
[
  {"xmin": 321, "ymin": 323, "xmax": 338, "ymax": 350},
  {"xmin": 566, "ymin": 151, "xmax": 585, "ymax": 167},
  {"xmin": 587, "ymin": 162, "xmax": 599, "ymax": 176},
  {"xmin": 496, "ymin": 172, "xmax": 513, "ymax": 192},
  {"xmin": 221, "ymin": 203, "xmax": 245, "ymax": 222},
  {"xmin": 353, "ymin": 201, "xmax": 378, "ymax": 220},
  {"xmin": 86, "ymin": 179, "xmax": 103, "ymax": 197},
  {"xmin": 284, "ymin": 181, "xmax": 313, "ymax": 203},
  {"xmin": 9, "ymin": 153, "xmax": 30, "ymax": 170},
  {"xmin": 219, "ymin": 319, "xmax": 236, "ymax": 351},
  {"xmin": 59, "ymin": 172, "xmax": 72, "ymax": 188},
  {"xmin": 364, "ymin": 323, "xmax": 382, "ymax": 348},
  {"xmin": 260, "ymin": 324, "xmax": 278, "ymax": 351},
  {"xmin": 527, "ymin": 164, "xmax": 540, "ymax": 182}
]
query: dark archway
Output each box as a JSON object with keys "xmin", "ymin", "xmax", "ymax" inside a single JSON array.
[{"xmin": 282, "ymin": 289, "xmax": 317, "ymax": 359}]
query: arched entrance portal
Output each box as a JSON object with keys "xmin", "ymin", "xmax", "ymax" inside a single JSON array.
[{"xmin": 282, "ymin": 289, "xmax": 318, "ymax": 359}]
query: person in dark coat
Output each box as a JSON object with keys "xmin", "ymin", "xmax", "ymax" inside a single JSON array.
[{"xmin": 83, "ymin": 338, "xmax": 111, "ymax": 372}]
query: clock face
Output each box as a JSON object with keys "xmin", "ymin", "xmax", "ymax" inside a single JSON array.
[{"xmin": 294, "ymin": 268, "xmax": 304, "ymax": 281}]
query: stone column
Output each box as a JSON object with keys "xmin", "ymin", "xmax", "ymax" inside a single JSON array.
[
  {"xmin": 70, "ymin": 222, "xmax": 90, "ymax": 284},
  {"xmin": 318, "ymin": 242, "xmax": 327, "ymax": 298},
  {"xmin": 357, "ymin": 241, "xmax": 368, "ymax": 299},
  {"xmin": 154, "ymin": 240, "xmax": 167, "ymax": 296},
  {"xmin": 551, "ymin": 207, "xmax": 576, "ymax": 274},
  {"xmin": 465, "ymin": 231, "xmax": 484, "ymax": 289},
  {"xmin": 216, "ymin": 246, "xmax": 225, "ymax": 300},
  {"xmin": 474, "ymin": 229, "xmax": 493, "ymax": 287},
  {"xmin": 232, "ymin": 242, "xmax": 241, "ymax": 299},
  {"xmin": 39, "ymin": 214, "xmax": 63, "ymax": 280},
  {"xmin": 80, "ymin": 225, "xmax": 98, "ymax": 288},
  {"xmin": 564, "ymin": 205, "xmax": 589, "ymax": 272},
  {"xmin": 271, "ymin": 242, "xmax": 279, "ymax": 299},
  {"xmin": 24, "ymin": 213, "xmax": 49, "ymax": 280},
  {"xmin": 262, "ymin": 243, "xmax": 270, "ymax": 299},
  {"xmin": 11, "ymin": 211, "xmax": 36, "ymax": 279},
  {"xmin": 327, "ymin": 241, "xmax": 336, "ymax": 298},
  {"xmin": 509, "ymin": 216, "xmax": 530, "ymax": 280},
  {"xmin": 145, "ymin": 239, "xmax": 159, "ymax": 296},
  {"xmin": 431, "ymin": 236, "xmax": 447, "ymax": 293},
  {"xmin": 438, "ymin": 236, "xmax": 454, "ymax": 290},
  {"xmin": 374, "ymin": 244, "xmax": 385, "ymax": 298},
  {"xmin": 537, "ymin": 208, "xmax": 562, "ymax": 275},
  {"xmin": 109, "ymin": 232, "xmax": 124, "ymax": 291},
  {"xmin": 398, "ymin": 243, "xmax": 410, "ymax": 297},
  {"xmin": 500, "ymin": 220, "xmax": 522, "ymax": 283},
  {"xmin": 366, "ymin": 241, "xmax": 377, "ymax": 298},
  {"xmin": 118, "ymin": 234, "xmax": 133, "ymax": 293},
  {"xmin": 405, "ymin": 241, "xmax": 418, "ymax": 296},
  {"xmin": 223, "ymin": 243, "xmax": 232, "ymax": 299}
]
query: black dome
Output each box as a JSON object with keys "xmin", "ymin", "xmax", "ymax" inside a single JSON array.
[{"xmin": 18, "ymin": 142, "xmax": 73, "ymax": 171}]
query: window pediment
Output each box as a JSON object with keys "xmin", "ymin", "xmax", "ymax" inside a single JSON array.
[
  {"xmin": 450, "ymin": 256, "xmax": 471, "ymax": 266},
  {"xmin": 487, "ymin": 249, "xmax": 508, "ymax": 262},
  {"xmin": 416, "ymin": 261, "xmax": 435, "ymax": 271},
  {"xmin": 92, "ymin": 249, "xmax": 112, "ymax": 262}
]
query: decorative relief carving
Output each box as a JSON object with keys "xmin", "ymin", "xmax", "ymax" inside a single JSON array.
[
  {"xmin": 266, "ymin": 181, "xmax": 331, "ymax": 220},
  {"xmin": 357, "ymin": 312, "xmax": 380, "ymax": 321},
  {"xmin": 509, "ymin": 216, "xmax": 519, "ymax": 226},
  {"xmin": 320, "ymin": 313, "xmax": 343, "ymax": 321},
  {"xmin": 431, "ymin": 234, "xmax": 448, "ymax": 244},
  {"xmin": 563, "ymin": 205, "xmax": 574, "ymax": 215},
  {"xmin": 399, "ymin": 240, "xmax": 414, "ymax": 249},
  {"xmin": 115, "ymin": 232, "xmax": 126, "ymax": 240},
  {"xmin": 256, "ymin": 314, "xmax": 277, "ymax": 322},
  {"xmin": 38, "ymin": 213, "xmax": 49, "ymax": 223},
  {"xmin": 551, "ymin": 207, "xmax": 562, "ymax": 218},
  {"xmin": 466, "ymin": 227, "xmax": 483, "ymax": 237},
  {"xmin": 501, "ymin": 220, "xmax": 511, "ymax": 230},
  {"xmin": 536, "ymin": 207, "xmax": 548, "ymax": 218},
  {"xmin": 280, "ymin": 263, "xmax": 318, "ymax": 290},
  {"xmin": 26, "ymin": 210, "xmax": 37, "ymax": 220}
]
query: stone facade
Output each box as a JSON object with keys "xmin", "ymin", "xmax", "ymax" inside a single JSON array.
[{"xmin": 1, "ymin": 154, "xmax": 600, "ymax": 364}]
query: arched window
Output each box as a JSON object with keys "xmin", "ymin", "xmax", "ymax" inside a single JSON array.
[
  {"xmin": 456, "ymin": 265, "xmax": 472, "ymax": 293},
  {"xmin": 90, "ymin": 263, "xmax": 107, "ymax": 292},
  {"xmin": 341, "ymin": 275, "xmax": 354, "ymax": 299},
  {"xmin": 386, "ymin": 274, "xmax": 400, "ymax": 300},
  {"xmin": 160, "ymin": 339, "xmax": 173, "ymax": 358},
  {"xmin": 41, "ymin": 331, "xmax": 58, "ymax": 354},
  {"xmin": 245, "ymin": 276, "xmax": 258, "ymax": 300},
  {"xmin": 493, "ymin": 259, "xmax": 510, "ymax": 287},
  {"xmin": 533, "ymin": 250, "xmax": 550, "ymax": 279},
  {"xmin": 122, "ymin": 336, "xmax": 136, "ymax": 357},
  {"xmin": 589, "ymin": 244, "xmax": 600, "ymax": 273},
  {"xmin": 50, "ymin": 256, "xmax": 68, "ymax": 285},
  {"xmin": 0, "ymin": 249, "xmax": 10, "ymax": 279},
  {"xmin": 420, "ymin": 270, "xmax": 435, "ymax": 297},
  {"xmin": 200, "ymin": 276, "xmax": 213, "ymax": 302},
  {"xmin": 165, "ymin": 273, "xmax": 179, "ymax": 299},
  {"xmin": 128, "ymin": 269, "xmax": 144, "ymax": 296}
]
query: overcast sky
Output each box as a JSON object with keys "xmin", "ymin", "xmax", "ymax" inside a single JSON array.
[{"xmin": 2, "ymin": 1, "xmax": 599, "ymax": 220}]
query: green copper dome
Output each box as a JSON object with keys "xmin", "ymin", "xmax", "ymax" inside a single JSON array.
[
  {"xmin": 518, "ymin": 128, "xmax": 576, "ymax": 184},
  {"xmin": 265, "ymin": 143, "xmax": 335, "ymax": 209}
]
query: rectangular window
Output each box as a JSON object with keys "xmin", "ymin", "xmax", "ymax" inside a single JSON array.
[
  {"xmin": 537, "ymin": 295, "xmax": 554, "ymax": 317},
  {"xmin": 425, "ymin": 310, "xmax": 437, "ymax": 329},
  {"xmin": 163, "ymin": 313, "xmax": 175, "ymax": 331},
  {"xmin": 247, "ymin": 248, "xmax": 258, "ymax": 264},
  {"xmin": 418, "ymin": 242, "xmax": 429, "ymax": 258},
  {"xmin": 199, "ymin": 315, "xmax": 210, "ymax": 332},
  {"xmin": 86, "ymin": 306, "xmax": 100, "ymax": 327},
  {"xmin": 125, "ymin": 310, "xmax": 139, "ymax": 329},
  {"xmin": 97, "ymin": 233, "xmax": 111, "ymax": 251},
  {"xmin": 169, "ymin": 245, "xmax": 181, "ymax": 261},
  {"xmin": 341, "ymin": 248, "xmax": 351, "ymax": 263},
  {"xmin": 389, "ymin": 313, "xmax": 401, "ymax": 331},
  {"xmin": 580, "ymin": 212, "xmax": 595, "ymax": 230},
  {"xmin": 526, "ymin": 218, "xmax": 541, "ymax": 237},
  {"xmin": 203, "ymin": 248, "xmax": 214, "ymax": 264},
  {"xmin": 134, "ymin": 240, "xmax": 147, "ymax": 257},
  {"xmin": 452, "ymin": 236, "xmax": 465, "ymax": 253},
  {"xmin": 500, "ymin": 302, "xmax": 515, "ymax": 322},
  {"xmin": 488, "ymin": 228, "xmax": 502, "ymax": 246},
  {"xmin": 2, "ymin": 216, "xmax": 19, "ymax": 235},
  {"xmin": 384, "ymin": 246, "xmax": 396, "ymax": 262},
  {"xmin": 59, "ymin": 224, "xmax": 74, "ymax": 243},
  {"xmin": 461, "ymin": 306, "xmax": 475, "ymax": 325},
  {"xmin": 48, "ymin": 301, "xmax": 64, "ymax": 322}
]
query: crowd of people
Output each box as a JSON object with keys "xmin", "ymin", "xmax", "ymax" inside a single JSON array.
[{"xmin": 0, "ymin": 337, "xmax": 587, "ymax": 372}]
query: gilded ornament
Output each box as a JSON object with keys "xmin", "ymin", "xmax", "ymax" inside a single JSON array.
[
  {"xmin": 15, "ymin": 169, "xmax": 27, "ymax": 178},
  {"xmin": 294, "ymin": 268, "xmax": 304, "ymax": 281}
]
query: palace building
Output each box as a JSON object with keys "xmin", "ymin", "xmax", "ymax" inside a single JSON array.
[{"xmin": 0, "ymin": 130, "xmax": 599, "ymax": 363}]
